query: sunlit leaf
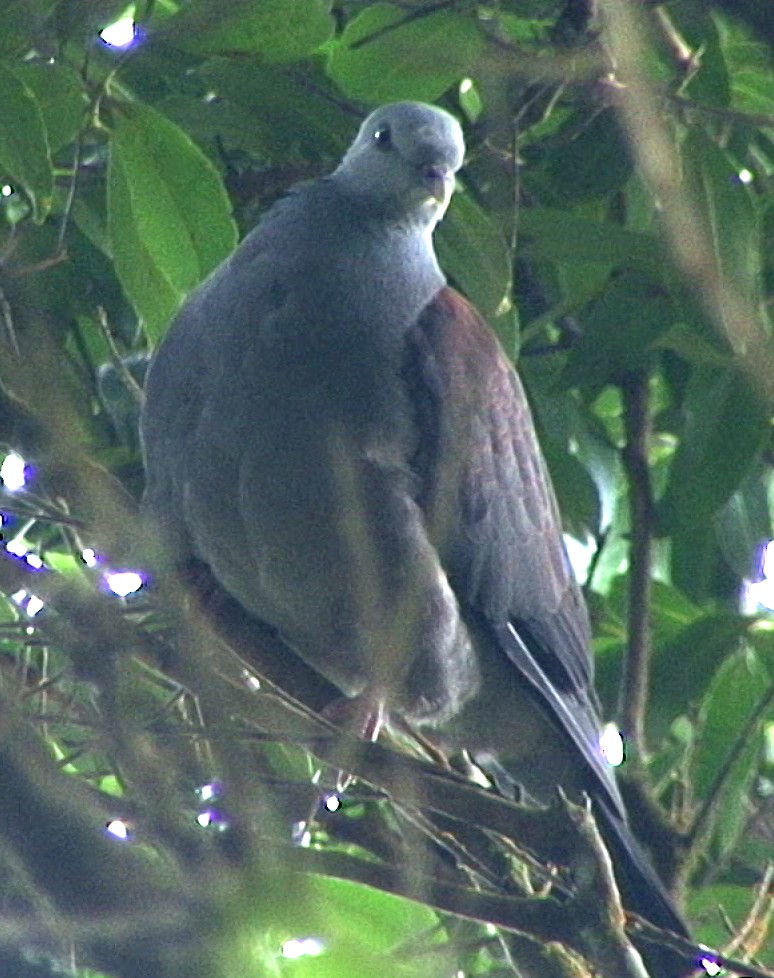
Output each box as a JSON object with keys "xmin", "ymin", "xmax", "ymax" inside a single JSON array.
[{"xmin": 108, "ymin": 102, "xmax": 238, "ymax": 339}]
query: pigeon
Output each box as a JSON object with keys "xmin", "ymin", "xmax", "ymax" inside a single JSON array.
[{"xmin": 141, "ymin": 100, "xmax": 692, "ymax": 976}]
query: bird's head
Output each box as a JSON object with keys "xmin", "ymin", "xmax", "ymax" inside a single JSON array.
[{"xmin": 334, "ymin": 101, "xmax": 465, "ymax": 230}]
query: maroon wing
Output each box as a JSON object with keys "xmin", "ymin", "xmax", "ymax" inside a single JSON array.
[{"xmin": 405, "ymin": 285, "xmax": 592, "ymax": 699}]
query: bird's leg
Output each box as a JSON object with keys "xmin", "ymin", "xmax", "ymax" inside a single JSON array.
[
  {"xmin": 295, "ymin": 686, "xmax": 389, "ymax": 840},
  {"xmin": 319, "ymin": 685, "xmax": 388, "ymax": 791}
]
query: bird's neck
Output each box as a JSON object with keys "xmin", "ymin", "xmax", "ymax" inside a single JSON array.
[{"xmin": 290, "ymin": 180, "xmax": 446, "ymax": 333}]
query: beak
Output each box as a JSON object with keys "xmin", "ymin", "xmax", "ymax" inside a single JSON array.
[{"xmin": 421, "ymin": 165, "xmax": 455, "ymax": 207}]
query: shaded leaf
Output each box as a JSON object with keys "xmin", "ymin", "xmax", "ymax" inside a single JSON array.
[
  {"xmin": 536, "ymin": 109, "xmax": 633, "ymax": 204},
  {"xmin": 0, "ymin": 63, "xmax": 53, "ymax": 222},
  {"xmin": 0, "ymin": 0, "xmax": 58, "ymax": 56},
  {"xmin": 658, "ymin": 365, "xmax": 769, "ymax": 533},
  {"xmin": 328, "ymin": 3, "xmax": 483, "ymax": 103},
  {"xmin": 196, "ymin": 60, "xmax": 354, "ymax": 162},
  {"xmin": 716, "ymin": 14, "xmax": 774, "ymax": 115},
  {"xmin": 518, "ymin": 208, "xmax": 662, "ymax": 272},
  {"xmin": 683, "ymin": 128, "xmax": 761, "ymax": 310},
  {"xmin": 690, "ymin": 646, "xmax": 772, "ymax": 857},
  {"xmin": 437, "ymin": 189, "xmax": 512, "ymax": 319},
  {"xmin": 153, "ymin": 0, "xmax": 334, "ymax": 61},
  {"xmin": 541, "ymin": 440, "xmax": 601, "ymax": 537},
  {"xmin": 714, "ymin": 470, "xmax": 773, "ymax": 580},
  {"xmin": 561, "ymin": 271, "xmax": 675, "ymax": 388},
  {"xmin": 12, "ymin": 61, "xmax": 87, "ymax": 155},
  {"xmin": 649, "ymin": 612, "xmax": 752, "ymax": 731},
  {"xmin": 671, "ymin": 3, "xmax": 729, "ymax": 107}
]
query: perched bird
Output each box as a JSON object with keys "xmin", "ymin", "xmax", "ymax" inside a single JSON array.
[{"xmin": 141, "ymin": 101, "xmax": 691, "ymax": 975}]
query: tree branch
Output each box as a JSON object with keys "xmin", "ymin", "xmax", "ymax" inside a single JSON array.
[{"xmin": 618, "ymin": 368, "xmax": 654, "ymax": 759}]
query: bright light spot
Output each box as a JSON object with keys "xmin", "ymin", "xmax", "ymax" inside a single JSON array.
[
  {"xmin": 760, "ymin": 540, "xmax": 774, "ymax": 579},
  {"xmin": 25, "ymin": 595, "xmax": 45, "ymax": 617},
  {"xmin": 699, "ymin": 954, "xmax": 722, "ymax": 976},
  {"xmin": 1, "ymin": 453, "xmax": 27, "ymax": 491},
  {"xmin": 196, "ymin": 808, "xmax": 228, "ymax": 830},
  {"xmin": 738, "ymin": 168, "xmax": 754, "ymax": 185},
  {"xmin": 564, "ymin": 533, "xmax": 596, "ymax": 585},
  {"xmin": 198, "ymin": 782, "xmax": 220, "ymax": 803},
  {"xmin": 242, "ymin": 670, "xmax": 261, "ymax": 691},
  {"xmin": 1, "ymin": 184, "xmax": 13, "ymax": 197},
  {"xmin": 292, "ymin": 821, "xmax": 312, "ymax": 848},
  {"xmin": 6, "ymin": 538, "xmax": 29, "ymax": 557},
  {"xmin": 281, "ymin": 938, "xmax": 325, "ymax": 960},
  {"xmin": 460, "ymin": 77, "xmax": 473, "ymax": 94},
  {"xmin": 11, "ymin": 589, "xmax": 27, "ymax": 605},
  {"xmin": 764, "ymin": 722, "xmax": 774, "ymax": 766},
  {"xmin": 742, "ymin": 539, "xmax": 774, "ymax": 612},
  {"xmin": 100, "ymin": 13, "xmax": 137, "ymax": 48},
  {"xmin": 599, "ymin": 723, "xmax": 625, "ymax": 767},
  {"xmin": 323, "ymin": 793, "xmax": 341, "ymax": 813},
  {"xmin": 105, "ymin": 819, "xmax": 131, "ymax": 841},
  {"xmin": 81, "ymin": 548, "xmax": 99, "ymax": 567},
  {"xmin": 104, "ymin": 570, "xmax": 144, "ymax": 597},
  {"xmin": 24, "ymin": 552, "xmax": 43, "ymax": 570}
]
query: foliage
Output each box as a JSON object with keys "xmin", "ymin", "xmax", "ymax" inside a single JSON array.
[{"xmin": 0, "ymin": 1, "xmax": 773, "ymax": 977}]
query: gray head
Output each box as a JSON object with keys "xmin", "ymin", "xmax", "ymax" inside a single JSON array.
[{"xmin": 333, "ymin": 102, "xmax": 465, "ymax": 230}]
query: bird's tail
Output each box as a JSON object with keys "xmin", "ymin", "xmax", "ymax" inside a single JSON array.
[{"xmin": 596, "ymin": 801, "xmax": 697, "ymax": 978}]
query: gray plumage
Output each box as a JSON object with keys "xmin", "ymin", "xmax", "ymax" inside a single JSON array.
[{"xmin": 141, "ymin": 101, "xmax": 689, "ymax": 975}]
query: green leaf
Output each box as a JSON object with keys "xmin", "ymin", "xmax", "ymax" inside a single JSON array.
[
  {"xmin": 328, "ymin": 3, "xmax": 483, "ymax": 103},
  {"xmin": 285, "ymin": 878, "xmax": 444, "ymax": 978},
  {"xmin": 0, "ymin": 0, "xmax": 58, "ymax": 56},
  {"xmin": 670, "ymin": 3, "xmax": 730, "ymax": 107},
  {"xmin": 534, "ymin": 109, "xmax": 633, "ymax": 204},
  {"xmin": 12, "ymin": 61, "xmax": 87, "ymax": 155},
  {"xmin": 714, "ymin": 470, "xmax": 773, "ymax": 580},
  {"xmin": 52, "ymin": 0, "xmax": 129, "ymax": 40},
  {"xmin": 688, "ymin": 883, "xmax": 763, "ymax": 959},
  {"xmin": 0, "ymin": 63, "xmax": 53, "ymax": 222},
  {"xmin": 716, "ymin": 14, "xmax": 774, "ymax": 115},
  {"xmin": 195, "ymin": 60, "xmax": 353, "ymax": 162},
  {"xmin": 682, "ymin": 129, "xmax": 762, "ymax": 310},
  {"xmin": 108, "ymin": 143, "xmax": 183, "ymax": 343},
  {"xmin": 651, "ymin": 322, "xmax": 732, "ymax": 366},
  {"xmin": 153, "ymin": 0, "xmax": 334, "ymax": 60},
  {"xmin": 518, "ymin": 208, "xmax": 662, "ymax": 272},
  {"xmin": 541, "ymin": 440, "xmax": 601, "ymax": 537},
  {"xmin": 561, "ymin": 271, "xmax": 675, "ymax": 388},
  {"xmin": 108, "ymin": 102, "xmax": 238, "ymax": 340},
  {"xmin": 649, "ymin": 612, "xmax": 752, "ymax": 732},
  {"xmin": 690, "ymin": 646, "xmax": 771, "ymax": 857},
  {"xmin": 658, "ymin": 365, "xmax": 769, "ymax": 533},
  {"xmin": 437, "ymin": 189, "xmax": 512, "ymax": 319}
]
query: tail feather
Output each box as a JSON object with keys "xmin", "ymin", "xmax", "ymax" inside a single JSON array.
[{"xmin": 597, "ymin": 800, "xmax": 694, "ymax": 978}]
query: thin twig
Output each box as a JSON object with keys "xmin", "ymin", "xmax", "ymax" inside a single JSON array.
[
  {"xmin": 618, "ymin": 369, "xmax": 654, "ymax": 760},
  {"xmin": 721, "ymin": 863, "xmax": 774, "ymax": 963},
  {"xmin": 95, "ymin": 306, "xmax": 145, "ymax": 408}
]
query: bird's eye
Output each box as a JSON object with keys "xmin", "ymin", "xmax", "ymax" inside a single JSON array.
[{"xmin": 373, "ymin": 126, "xmax": 392, "ymax": 149}]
